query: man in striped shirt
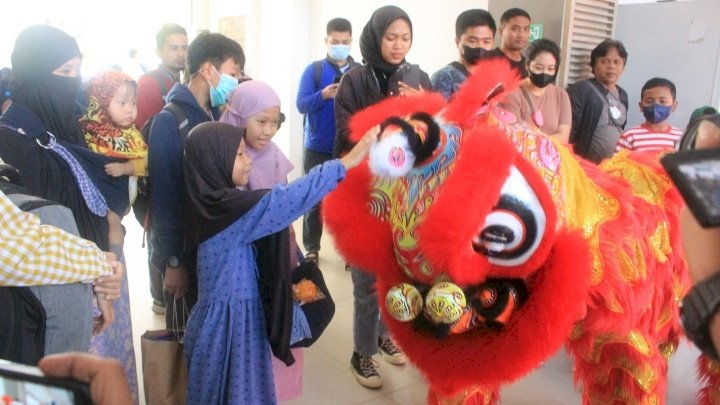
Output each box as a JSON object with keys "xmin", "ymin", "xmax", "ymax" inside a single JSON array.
[{"xmin": 616, "ymin": 77, "xmax": 682, "ymax": 152}]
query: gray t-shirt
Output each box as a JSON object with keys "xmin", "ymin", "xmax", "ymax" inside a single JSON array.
[{"xmin": 587, "ymin": 88, "xmax": 626, "ymax": 163}]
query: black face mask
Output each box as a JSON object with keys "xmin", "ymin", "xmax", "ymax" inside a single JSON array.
[
  {"xmin": 462, "ymin": 45, "xmax": 490, "ymax": 65},
  {"xmin": 529, "ymin": 72, "xmax": 555, "ymax": 88}
]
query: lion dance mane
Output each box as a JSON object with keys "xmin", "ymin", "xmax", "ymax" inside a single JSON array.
[{"xmin": 324, "ymin": 59, "xmax": 720, "ymax": 404}]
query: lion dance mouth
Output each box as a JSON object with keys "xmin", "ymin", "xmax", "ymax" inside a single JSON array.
[{"xmin": 324, "ymin": 59, "xmax": 717, "ymax": 405}]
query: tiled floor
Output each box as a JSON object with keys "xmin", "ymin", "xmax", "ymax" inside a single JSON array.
[{"xmin": 124, "ymin": 218, "xmax": 701, "ymax": 404}]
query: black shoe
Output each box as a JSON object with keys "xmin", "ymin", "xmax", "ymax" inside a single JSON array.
[
  {"xmin": 378, "ymin": 336, "xmax": 406, "ymax": 365},
  {"xmin": 350, "ymin": 351, "xmax": 382, "ymax": 388}
]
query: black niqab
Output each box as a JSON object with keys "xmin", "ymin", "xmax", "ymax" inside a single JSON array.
[
  {"xmin": 359, "ymin": 5, "xmax": 413, "ymax": 74},
  {"xmin": 10, "ymin": 25, "xmax": 84, "ymax": 145},
  {"xmin": 183, "ymin": 122, "xmax": 295, "ymax": 366}
]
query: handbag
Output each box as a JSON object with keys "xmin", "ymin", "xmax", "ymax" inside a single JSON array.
[
  {"xmin": 140, "ymin": 299, "xmax": 188, "ymax": 405},
  {"xmin": 290, "ymin": 260, "xmax": 335, "ymax": 348}
]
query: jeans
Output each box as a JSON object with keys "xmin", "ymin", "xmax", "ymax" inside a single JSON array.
[
  {"xmin": 149, "ymin": 232, "xmax": 198, "ymax": 329},
  {"xmin": 146, "ymin": 230, "xmax": 165, "ymax": 304},
  {"xmin": 351, "ymin": 266, "xmax": 388, "ymax": 356},
  {"xmin": 302, "ymin": 148, "xmax": 333, "ymax": 253}
]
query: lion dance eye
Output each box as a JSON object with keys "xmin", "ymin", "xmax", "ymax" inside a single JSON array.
[{"xmin": 472, "ymin": 166, "xmax": 546, "ymax": 266}]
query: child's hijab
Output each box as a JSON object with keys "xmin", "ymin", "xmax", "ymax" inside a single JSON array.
[
  {"xmin": 219, "ymin": 80, "xmax": 292, "ymax": 190},
  {"xmin": 184, "ymin": 122, "xmax": 266, "ymax": 245},
  {"xmin": 220, "ymin": 80, "xmax": 281, "ymax": 128},
  {"xmin": 80, "ymin": 71, "xmax": 147, "ymax": 159}
]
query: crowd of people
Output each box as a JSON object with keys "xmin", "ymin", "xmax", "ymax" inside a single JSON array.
[{"xmin": 0, "ymin": 4, "xmax": 718, "ymax": 405}]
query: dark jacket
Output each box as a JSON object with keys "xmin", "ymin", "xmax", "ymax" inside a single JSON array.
[
  {"xmin": 567, "ymin": 78, "xmax": 629, "ymax": 159},
  {"xmin": 296, "ymin": 57, "xmax": 360, "ymax": 154},
  {"xmin": 333, "ymin": 63, "xmax": 432, "ymax": 157},
  {"xmin": 0, "ymin": 103, "xmax": 111, "ymax": 250},
  {"xmin": 147, "ymin": 83, "xmax": 219, "ymax": 270}
]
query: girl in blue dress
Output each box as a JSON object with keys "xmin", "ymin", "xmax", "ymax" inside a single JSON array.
[{"xmin": 182, "ymin": 121, "xmax": 374, "ymax": 403}]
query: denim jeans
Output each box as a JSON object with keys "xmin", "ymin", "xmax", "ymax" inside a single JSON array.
[
  {"xmin": 146, "ymin": 229, "xmax": 165, "ymax": 304},
  {"xmin": 351, "ymin": 266, "xmax": 388, "ymax": 356},
  {"xmin": 302, "ymin": 148, "xmax": 333, "ymax": 253}
]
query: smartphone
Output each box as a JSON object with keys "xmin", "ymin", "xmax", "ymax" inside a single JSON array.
[
  {"xmin": 333, "ymin": 75, "xmax": 342, "ymax": 85},
  {"xmin": 400, "ymin": 63, "xmax": 421, "ymax": 89},
  {"xmin": 0, "ymin": 360, "xmax": 93, "ymax": 405},
  {"xmin": 661, "ymin": 147, "xmax": 720, "ymax": 227}
]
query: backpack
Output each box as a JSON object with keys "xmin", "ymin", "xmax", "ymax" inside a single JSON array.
[
  {"xmin": 0, "ymin": 164, "xmax": 47, "ymax": 365},
  {"xmin": 133, "ymin": 102, "xmax": 190, "ymax": 230}
]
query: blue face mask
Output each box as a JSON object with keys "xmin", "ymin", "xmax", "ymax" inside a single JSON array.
[
  {"xmin": 328, "ymin": 44, "xmax": 351, "ymax": 61},
  {"xmin": 642, "ymin": 103, "xmax": 672, "ymax": 124},
  {"xmin": 208, "ymin": 66, "xmax": 238, "ymax": 107}
]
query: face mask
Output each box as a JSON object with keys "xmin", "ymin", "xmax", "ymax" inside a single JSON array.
[
  {"xmin": 208, "ymin": 66, "xmax": 238, "ymax": 107},
  {"xmin": 642, "ymin": 103, "xmax": 672, "ymax": 124},
  {"xmin": 529, "ymin": 72, "xmax": 555, "ymax": 88},
  {"xmin": 462, "ymin": 45, "xmax": 490, "ymax": 65},
  {"xmin": 328, "ymin": 44, "xmax": 351, "ymax": 61}
]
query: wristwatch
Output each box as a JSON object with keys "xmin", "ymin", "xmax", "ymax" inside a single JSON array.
[
  {"xmin": 165, "ymin": 256, "xmax": 182, "ymax": 269},
  {"xmin": 680, "ymin": 271, "xmax": 720, "ymax": 361}
]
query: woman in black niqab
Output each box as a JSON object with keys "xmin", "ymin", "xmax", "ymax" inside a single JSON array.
[{"xmin": 0, "ymin": 25, "xmax": 126, "ymax": 249}]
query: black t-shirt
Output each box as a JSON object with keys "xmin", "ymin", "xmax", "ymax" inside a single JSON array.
[{"xmin": 488, "ymin": 48, "xmax": 528, "ymax": 78}]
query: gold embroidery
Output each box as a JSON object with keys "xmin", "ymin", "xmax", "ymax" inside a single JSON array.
[
  {"xmin": 601, "ymin": 150, "xmax": 672, "ymax": 210},
  {"xmin": 658, "ymin": 342, "xmax": 676, "ymax": 362},
  {"xmin": 618, "ymin": 240, "xmax": 648, "ymax": 283},
  {"xmin": 648, "ymin": 222, "xmax": 671, "ymax": 263}
]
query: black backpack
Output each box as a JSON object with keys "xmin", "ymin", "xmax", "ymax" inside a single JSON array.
[
  {"xmin": 0, "ymin": 164, "xmax": 47, "ymax": 365},
  {"xmin": 133, "ymin": 102, "xmax": 190, "ymax": 230}
]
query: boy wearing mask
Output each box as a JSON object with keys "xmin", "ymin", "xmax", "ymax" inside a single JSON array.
[
  {"xmin": 296, "ymin": 18, "xmax": 360, "ymax": 263},
  {"xmin": 431, "ymin": 9, "xmax": 496, "ymax": 100},
  {"xmin": 147, "ymin": 32, "xmax": 244, "ymax": 328},
  {"xmin": 616, "ymin": 78, "xmax": 682, "ymax": 152}
]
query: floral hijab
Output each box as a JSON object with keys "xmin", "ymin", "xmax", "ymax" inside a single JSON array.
[{"xmin": 80, "ymin": 70, "xmax": 147, "ymax": 159}]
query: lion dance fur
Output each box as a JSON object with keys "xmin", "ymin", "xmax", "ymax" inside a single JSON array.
[{"xmin": 323, "ymin": 59, "xmax": 720, "ymax": 404}]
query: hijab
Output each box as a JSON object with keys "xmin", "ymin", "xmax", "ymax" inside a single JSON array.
[
  {"xmin": 220, "ymin": 80, "xmax": 281, "ymax": 128},
  {"xmin": 219, "ymin": 80, "xmax": 292, "ymax": 190},
  {"xmin": 359, "ymin": 5, "xmax": 413, "ymax": 74},
  {"xmin": 80, "ymin": 71, "xmax": 147, "ymax": 160},
  {"xmin": 10, "ymin": 25, "xmax": 84, "ymax": 145},
  {"xmin": 184, "ymin": 122, "xmax": 295, "ymax": 365},
  {"xmin": 183, "ymin": 121, "xmax": 266, "ymax": 245}
]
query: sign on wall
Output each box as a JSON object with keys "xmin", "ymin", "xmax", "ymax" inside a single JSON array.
[{"xmin": 529, "ymin": 24, "xmax": 544, "ymax": 42}]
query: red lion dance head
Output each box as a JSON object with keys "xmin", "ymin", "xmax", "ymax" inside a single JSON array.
[{"xmin": 325, "ymin": 59, "xmax": 717, "ymax": 404}]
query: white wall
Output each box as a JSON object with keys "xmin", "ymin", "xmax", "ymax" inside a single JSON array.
[{"xmin": 616, "ymin": 0, "xmax": 720, "ymax": 130}]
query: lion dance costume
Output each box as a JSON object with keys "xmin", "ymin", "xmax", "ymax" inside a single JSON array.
[{"xmin": 324, "ymin": 60, "xmax": 720, "ymax": 404}]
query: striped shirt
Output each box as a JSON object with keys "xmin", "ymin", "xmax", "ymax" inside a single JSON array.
[
  {"xmin": 616, "ymin": 123, "xmax": 683, "ymax": 152},
  {"xmin": 0, "ymin": 190, "xmax": 112, "ymax": 286}
]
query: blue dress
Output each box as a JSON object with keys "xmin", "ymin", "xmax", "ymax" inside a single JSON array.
[{"xmin": 184, "ymin": 160, "xmax": 345, "ymax": 404}]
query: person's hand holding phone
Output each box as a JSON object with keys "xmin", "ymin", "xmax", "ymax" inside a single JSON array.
[
  {"xmin": 39, "ymin": 353, "xmax": 132, "ymax": 405},
  {"xmin": 398, "ymin": 81, "xmax": 423, "ymax": 96},
  {"xmin": 321, "ymin": 83, "xmax": 339, "ymax": 100}
]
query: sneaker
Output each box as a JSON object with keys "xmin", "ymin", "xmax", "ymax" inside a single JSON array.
[
  {"xmin": 151, "ymin": 300, "xmax": 166, "ymax": 315},
  {"xmin": 305, "ymin": 251, "xmax": 319, "ymax": 264},
  {"xmin": 378, "ymin": 336, "xmax": 406, "ymax": 365},
  {"xmin": 350, "ymin": 352, "xmax": 382, "ymax": 388}
]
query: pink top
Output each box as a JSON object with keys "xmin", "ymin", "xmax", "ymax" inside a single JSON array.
[{"xmin": 501, "ymin": 84, "xmax": 572, "ymax": 137}]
